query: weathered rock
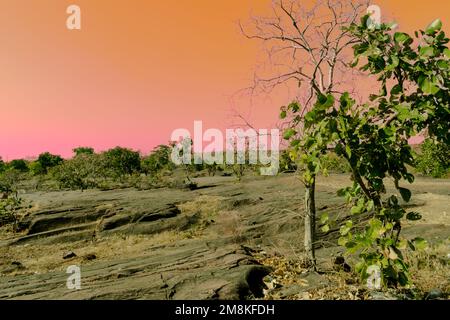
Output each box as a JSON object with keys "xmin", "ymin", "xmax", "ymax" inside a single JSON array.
[{"xmin": 63, "ymin": 251, "xmax": 77, "ymax": 260}]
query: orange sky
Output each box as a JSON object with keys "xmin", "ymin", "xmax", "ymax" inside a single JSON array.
[{"xmin": 1, "ymin": 0, "xmax": 449, "ymax": 159}]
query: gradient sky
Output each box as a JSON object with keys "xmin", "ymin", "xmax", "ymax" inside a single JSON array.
[{"xmin": 1, "ymin": 0, "xmax": 449, "ymax": 160}]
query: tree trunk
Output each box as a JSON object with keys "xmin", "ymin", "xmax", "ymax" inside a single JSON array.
[{"xmin": 304, "ymin": 176, "xmax": 317, "ymax": 268}]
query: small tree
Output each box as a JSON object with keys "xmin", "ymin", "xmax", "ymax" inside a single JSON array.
[
  {"xmin": 37, "ymin": 152, "xmax": 63, "ymax": 174},
  {"xmin": 0, "ymin": 157, "xmax": 5, "ymax": 174},
  {"xmin": 244, "ymin": 0, "xmax": 369, "ymax": 267},
  {"xmin": 9, "ymin": 159, "xmax": 29, "ymax": 173},
  {"xmin": 141, "ymin": 145, "xmax": 173, "ymax": 177},
  {"xmin": 73, "ymin": 147, "xmax": 95, "ymax": 156},
  {"xmin": 0, "ymin": 193, "xmax": 22, "ymax": 232},
  {"xmin": 415, "ymin": 139, "xmax": 449, "ymax": 178},
  {"xmin": 52, "ymin": 154, "xmax": 104, "ymax": 191},
  {"xmin": 102, "ymin": 147, "xmax": 141, "ymax": 178}
]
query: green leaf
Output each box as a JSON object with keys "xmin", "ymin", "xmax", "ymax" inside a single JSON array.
[
  {"xmin": 425, "ymin": 19, "xmax": 442, "ymax": 35},
  {"xmin": 321, "ymin": 225, "xmax": 330, "ymax": 233},
  {"xmin": 386, "ymin": 55, "xmax": 400, "ymax": 70},
  {"xmin": 444, "ymin": 48, "xmax": 450, "ymax": 59},
  {"xmin": 418, "ymin": 75, "xmax": 440, "ymax": 95},
  {"xmin": 406, "ymin": 212, "xmax": 422, "ymax": 221},
  {"xmin": 340, "ymin": 220, "xmax": 353, "ymax": 236},
  {"xmin": 398, "ymin": 187, "xmax": 412, "ymax": 202},
  {"xmin": 320, "ymin": 213, "xmax": 329, "ymax": 224},
  {"xmin": 280, "ymin": 110, "xmax": 287, "ymax": 119},
  {"xmin": 288, "ymin": 102, "xmax": 300, "ymax": 112},
  {"xmin": 390, "ymin": 84, "xmax": 402, "ymax": 95},
  {"xmin": 394, "ymin": 32, "xmax": 410, "ymax": 44},
  {"xmin": 419, "ymin": 46, "xmax": 435, "ymax": 57},
  {"xmin": 338, "ymin": 236, "xmax": 348, "ymax": 247},
  {"xmin": 283, "ymin": 129, "xmax": 296, "ymax": 140},
  {"xmin": 345, "ymin": 145, "xmax": 352, "ymax": 158},
  {"xmin": 437, "ymin": 60, "xmax": 448, "ymax": 70}
]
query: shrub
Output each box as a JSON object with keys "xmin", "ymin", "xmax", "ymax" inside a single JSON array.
[
  {"xmin": 415, "ymin": 139, "xmax": 450, "ymax": 178},
  {"xmin": 0, "ymin": 192, "xmax": 22, "ymax": 232},
  {"xmin": 321, "ymin": 152, "xmax": 351, "ymax": 174},
  {"xmin": 37, "ymin": 152, "xmax": 64, "ymax": 174},
  {"xmin": 9, "ymin": 159, "xmax": 29, "ymax": 172},
  {"xmin": 141, "ymin": 145, "xmax": 173, "ymax": 177},
  {"xmin": 51, "ymin": 154, "xmax": 105, "ymax": 191},
  {"xmin": 0, "ymin": 169, "xmax": 22, "ymax": 194},
  {"xmin": 102, "ymin": 147, "xmax": 141, "ymax": 177},
  {"xmin": 0, "ymin": 157, "xmax": 6, "ymax": 174},
  {"xmin": 73, "ymin": 147, "xmax": 95, "ymax": 156},
  {"xmin": 28, "ymin": 161, "xmax": 45, "ymax": 176}
]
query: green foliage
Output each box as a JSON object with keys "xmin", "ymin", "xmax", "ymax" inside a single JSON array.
[
  {"xmin": 320, "ymin": 153, "xmax": 351, "ymax": 174},
  {"xmin": 103, "ymin": 147, "xmax": 141, "ymax": 177},
  {"xmin": 281, "ymin": 15, "xmax": 448, "ymax": 287},
  {"xmin": 0, "ymin": 192, "xmax": 22, "ymax": 232},
  {"xmin": 0, "ymin": 169, "xmax": 22, "ymax": 194},
  {"xmin": 9, "ymin": 159, "xmax": 29, "ymax": 173},
  {"xmin": 51, "ymin": 154, "xmax": 106, "ymax": 191},
  {"xmin": 0, "ymin": 157, "xmax": 5, "ymax": 174},
  {"xmin": 37, "ymin": 152, "xmax": 64, "ymax": 174},
  {"xmin": 28, "ymin": 161, "xmax": 45, "ymax": 176},
  {"xmin": 415, "ymin": 139, "xmax": 450, "ymax": 178},
  {"xmin": 279, "ymin": 149, "xmax": 298, "ymax": 172},
  {"xmin": 141, "ymin": 145, "xmax": 173, "ymax": 177},
  {"xmin": 73, "ymin": 147, "xmax": 95, "ymax": 156},
  {"xmin": 324, "ymin": 16, "xmax": 450, "ymax": 288}
]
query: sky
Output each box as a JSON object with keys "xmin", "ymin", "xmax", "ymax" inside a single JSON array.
[{"xmin": 0, "ymin": 0, "xmax": 449, "ymax": 160}]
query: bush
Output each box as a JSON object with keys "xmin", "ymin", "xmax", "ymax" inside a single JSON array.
[
  {"xmin": 28, "ymin": 161, "xmax": 45, "ymax": 176},
  {"xmin": 141, "ymin": 145, "xmax": 173, "ymax": 177},
  {"xmin": 0, "ymin": 169, "xmax": 23, "ymax": 194},
  {"xmin": 415, "ymin": 139, "xmax": 450, "ymax": 178},
  {"xmin": 0, "ymin": 157, "xmax": 6, "ymax": 174},
  {"xmin": 103, "ymin": 147, "xmax": 141, "ymax": 177},
  {"xmin": 73, "ymin": 147, "xmax": 95, "ymax": 156},
  {"xmin": 37, "ymin": 152, "xmax": 64, "ymax": 174},
  {"xmin": 0, "ymin": 192, "xmax": 22, "ymax": 231},
  {"xmin": 321, "ymin": 152, "xmax": 351, "ymax": 174},
  {"xmin": 51, "ymin": 154, "xmax": 105, "ymax": 191},
  {"xmin": 9, "ymin": 159, "xmax": 29, "ymax": 172}
]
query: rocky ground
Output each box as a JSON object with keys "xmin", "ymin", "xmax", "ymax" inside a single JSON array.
[{"xmin": 0, "ymin": 173, "xmax": 448, "ymax": 300}]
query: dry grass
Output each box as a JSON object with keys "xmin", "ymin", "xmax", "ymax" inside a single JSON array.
[
  {"xmin": 0, "ymin": 231, "xmax": 183, "ymax": 275},
  {"xmin": 177, "ymin": 195, "xmax": 226, "ymax": 238},
  {"xmin": 407, "ymin": 239, "xmax": 450, "ymax": 294}
]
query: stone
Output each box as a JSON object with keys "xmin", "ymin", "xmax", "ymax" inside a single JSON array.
[{"xmin": 63, "ymin": 251, "xmax": 77, "ymax": 260}]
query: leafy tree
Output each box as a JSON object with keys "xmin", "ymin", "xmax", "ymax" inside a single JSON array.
[
  {"xmin": 141, "ymin": 145, "xmax": 173, "ymax": 177},
  {"xmin": 9, "ymin": 159, "xmax": 29, "ymax": 173},
  {"xmin": 309, "ymin": 16, "xmax": 450, "ymax": 287},
  {"xmin": 0, "ymin": 192, "xmax": 22, "ymax": 232},
  {"xmin": 281, "ymin": 13, "xmax": 449, "ymax": 287},
  {"xmin": 52, "ymin": 154, "xmax": 105, "ymax": 191},
  {"xmin": 102, "ymin": 147, "xmax": 141, "ymax": 177},
  {"xmin": 246, "ymin": 0, "xmax": 369, "ymax": 267},
  {"xmin": 0, "ymin": 157, "xmax": 5, "ymax": 174},
  {"xmin": 0, "ymin": 169, "xmax": 22, "ymax": 195},
  {"xmin": 37, "ymin": 152, "xmax": 64, "ymax": 174},
  {"xmin": 73, "ymin": 147, "xmax": 95, "ymax": 156},
  {"xmin": 28, "ymin": 161, "xmax": 45, "ymax": 176},
  {"xmin": 415, "ymin": 139, "xmax": 450, "ymax": 178}
]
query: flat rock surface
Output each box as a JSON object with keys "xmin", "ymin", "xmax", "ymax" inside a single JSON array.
[{"xmin": 0, "ymin": 174, "xmax": 449, "ymax": 300}]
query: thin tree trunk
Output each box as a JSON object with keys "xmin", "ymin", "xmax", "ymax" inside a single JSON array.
[{"xmin": 304, "ymin": 176, "xmax": 317, "ymax": 268}]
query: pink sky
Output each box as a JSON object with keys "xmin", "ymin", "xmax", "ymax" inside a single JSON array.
[{"xmin": 0, "ymin": 1, "xmax": 448, "ymax": 160}]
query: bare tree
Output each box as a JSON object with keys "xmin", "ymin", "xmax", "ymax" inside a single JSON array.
[{"xmin": 240, "ymin": 0, "xmax": 370, "ymax": 267}]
